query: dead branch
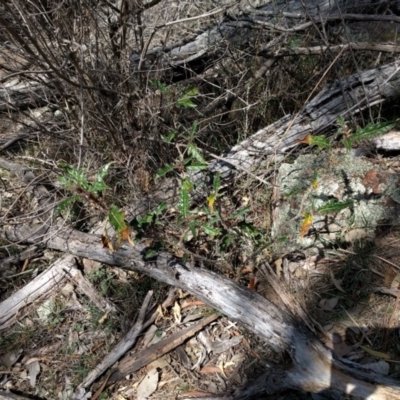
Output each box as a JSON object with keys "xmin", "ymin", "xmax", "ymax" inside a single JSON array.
[
  {"xmin": 107, "ymin": 313, "xmax": 220, "ymax": 386},
  {"xmin": 262, "ymin": 42, "xmax": 400, "ymax": 56},
  {"xmin": 78, "ymin": 291, "xmax": 154, "ymax": 390},
  {"xmin": 0, "ymin": 245, "xmax": 42, "ymax": 269},
  {"xmin": 12, "ymin": 224, "xmax": 398, "ymax": 399},
  {"xmin": 0, "ymin": 256, "xmax": 75, "ymax": 330}
]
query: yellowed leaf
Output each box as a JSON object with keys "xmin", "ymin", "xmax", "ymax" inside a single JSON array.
[
  {"xmin": 101, "ymin": 235, "xmax": 115, "ymax": 252},
  {"xmin": 172, "ymin": 301, "xmax": 181, "ymax": 323},
  {"xmin": 120, "ymin": 226, "xmax": 135, "ymax": 247},
  {"xmin": 361, "ymin": 345, "xmax": 390, "ymax": 360},
  {"xmin": 155, "ymin": 305, "xmax": 164, "ymax": 324},
  {"xmin": 207, "ymin": 194, "xmax": 216, "ymax": 212},
  {"xmin": 297, "ymin": 135, "xmax": 311, "ymax": 145},
  {"xmin": 177, "ymin": 289, "xmax": 189, "ymax": 299},
  {"xmin": 299, "ymin": 212, "xmax": 313, "ymax": 237},
  {"xmin": 98, "ymin": 311, "xmax": 110, "ymax": 324}
]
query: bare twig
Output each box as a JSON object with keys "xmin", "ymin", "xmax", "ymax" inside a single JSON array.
[
  {"xmin": 107, "ymin": 313, "xmax": 219, "ymax": 385},
  {"xmin": 78, "ymin": 290, "xmax": 154, "ymax": 390},
  {"xmin": 156, "ymin": 3, "xmax": 237, "ymax": 29}
]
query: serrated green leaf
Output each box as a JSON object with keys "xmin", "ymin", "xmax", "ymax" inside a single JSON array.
[
  {"xmin": 138, "ymin": 212, "xmax": 153, "ymax": 226},
  {"xmin": 177, "ymin": 88, "xmax": 198, "ymax": 108},
  {"xmin": 231, "ymin": 206, "xmax": 251, "ymax": 218},
  {"xmin": 318, "ymin": 200, "xmax": 353, "ymax": 214},
  {"xmin": 187, "ymin": 142, "xmax": 205, "ymax": 163},
  {"xmin": 182, "ymin": 178, "xmax": 193, "ymax": 192},
  {"xmin": 350, "ymin": 121, "xmax": 396, "ymax": 144},
  {"xmin": 58, "ymin": 176, "xmax": 72, "ymax": 189},
  {"xmin": 308, "ymin": 135, "xmax": 332, "ymax": 150},
  {"xmin": 221, "ymin": 235, "xmax": 234, "ymax": 249},
  {"xmin": 213, "ymin": 173, "xmax": 221, "ymax": 193},
  {"xmin": 144, "ymin": 249, "xmax": 158, "ymax": 259},
  {"xmin": 189, "ymin": 121, "xmax": 198, "ymax": 138},
  {"xmin": 109, "ymin": 205, "xmax": 126, "ymax": 233},
  {"xmin": 189, "ymin": 220, "xmax": 198, "ymax": 238},
  {"xmin": 179, "ymin": 185, "xmax": 189, "ymax": 218},
  {"xmin": 66, "ymin": 167, "xmax": 88, "ymax": 189},
  {"xmin": 97, "ymin": 163, "xmax": 112, "ymax": 182},
  {"xmin": 238, "ymin": 221, "xmax": 260, "ymax": 237},
  {"xmin": 161, "ymin": 131, "xmax": 176, "ymax": 143},
  {"xmin": 156, "ymin": 163, "xmax": 174, "ymax": 178},
  {"xmin": 150, "ymin": 79, "xmax": 169, "ymax": 93},
  {"xmin": 337, "ymin": 116, "xmax": 346, "ymax": 128},
  {"xmin": 55, "ymin": 195, "xmax": 80, "ymax": 215},
  {"xmin": 155, "ymin": 202, "xmax": 167, "ymax": 216},
  {"xmin": 203, "ymin": 225, "xmax": 221, "ymax": 236},
  {"xmin": 90, "ymin": 180, "xmax": 110, "ymax": 193},
  {"xmin": 343, "ymin": 138, "xmax": 352, "ymax": 152},
  {"xmin": 177, "ymin": 97, "xmax": 197, "ymax": 108},
  {"xmin": 186, "ymin": 161, "xmax": 208, "ymax": 172},
  {"xmin": 185, "ymin": 87, "xmax": 199, "ymax": 97}
]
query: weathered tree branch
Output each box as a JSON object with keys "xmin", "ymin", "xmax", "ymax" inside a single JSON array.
[{"xmin": 11, "ymin": 225, "xmax": 397, "ymax": 399}]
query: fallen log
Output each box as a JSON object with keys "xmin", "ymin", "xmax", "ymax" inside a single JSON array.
[
  {"xmin": 13, "ymin": 224, "xmax": 398, "ymax": 399},
  {"xmin": 152, "ymin": 0, "xmax": 400, "ymax": 66},
  {"xmin": 0, "ymin": 77, "xmax": 51, "ymax": 111}
]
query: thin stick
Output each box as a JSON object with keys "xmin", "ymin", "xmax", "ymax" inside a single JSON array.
[
  {"xmin": 78, "ymin": 290, "xmax": 154, "ymax": 389},
  {"xmin": 207, "ymin": 151, "xmax": 275, "ymax": 187},
  {"xmin": 156, "ymin": 3, "xmax": 236, "ymax": 29}
]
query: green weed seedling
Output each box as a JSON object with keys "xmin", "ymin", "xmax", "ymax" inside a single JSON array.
[
  {"xmin": 57, "ymin": 162, "xmax": 111, "ymax": 215},
  {"xmin": 317, "ymin": 199, "xmax": 354, "ymax": 215},
  {"xmin": 177, "ymin": 87, "xmax": 199, "ymax": 108},
  {"xmin": 150, "ymin": 79, "xmax": 170, "ymax": 94},
  {"xmin": 336, "ymin": 117, "xmax": 396, "ymax": 151}
]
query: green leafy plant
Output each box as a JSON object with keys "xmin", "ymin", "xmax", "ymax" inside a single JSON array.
[
  {"xmin": 161, "ymin": 130, "xmax": 176, "ymax": 143},
  {"xmin": 131, "ymin": 202, "xmax": 167, "ymax": 236},
  {"xmin": 178, "ymin": 178, "xmax": 192, "ymax": 219},
  {"xmin": 150, "ymin": 79, "xmax": 170, "ymax": 93},
  {"xmin": 343, "ymin": 121, "xmax": 396, "ymax": 150},
  {"xmin": 58, "ymin": 163, "xmax": 136, "ymax": 247},
  {"xmin": 336, "ymin": 117, "xmax": 396, "ymax": 151},
  {"xmin": 58, "ymin": 162, "xmax": 111, "ymax": 193},
  {"xmin": 57, "ymin": 162, "xmax": 111, "ymax": 214},
  {"xmin": 207, "ymin": 173, "xmax": 221, "ymax": 213},
  {"xmin": 177, "ymin": 87, "xmax": 198, "ymax": 108},
  {"xmin": 318, "ymin": 199, "xmax": 354, "ymax": 214},
  {"xmin": 298, "ymin": 134, "xmax": 332, "ymax": 150}
]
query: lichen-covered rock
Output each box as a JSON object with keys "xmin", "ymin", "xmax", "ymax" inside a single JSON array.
[{"xmin": 272, "ymin": 151, "xmax": 400, "ymax": 254}]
